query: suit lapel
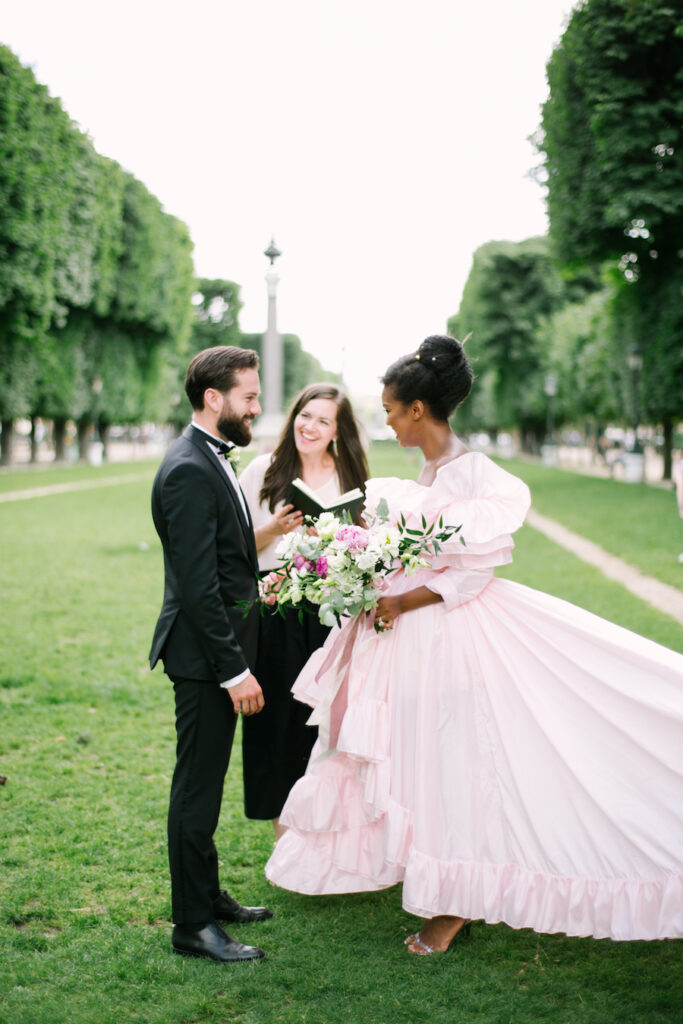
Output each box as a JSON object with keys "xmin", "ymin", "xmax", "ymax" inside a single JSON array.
[{"xmin": 184, "ymin": 426, "xmax": 258, "ymax": 569}]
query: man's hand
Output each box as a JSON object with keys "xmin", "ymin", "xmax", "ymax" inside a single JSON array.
[
  {"xmin": 229, "ymin": 674, "xmax": 264, "ymax": 716},
  {"xmin": 259, "ymin": 571, "xmax": 285, "ymax": 606}
]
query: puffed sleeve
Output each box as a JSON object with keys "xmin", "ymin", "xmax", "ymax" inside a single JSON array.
[
  {"xmin": 366, "ymin": 453, "xmax": 530, "ymax": 611},
  {"xmin": 425, "ymin": 565, "xmax": 494, "ymax": 611}
]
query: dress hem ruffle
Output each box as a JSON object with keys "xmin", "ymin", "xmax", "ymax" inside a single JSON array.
[
  {"xmin": 401, "ymin": 850, "xmax": 683, "ymax": 941},
  {"xmin": 267, "ymin": 830, "xmax": 683, "ymax": 940}
]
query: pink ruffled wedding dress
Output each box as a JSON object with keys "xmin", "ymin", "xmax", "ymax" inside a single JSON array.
[{"xmin": 265, "ymin": 452, "xmax": 683, "ymax": 940}]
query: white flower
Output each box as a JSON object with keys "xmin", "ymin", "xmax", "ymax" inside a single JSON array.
[
  {"xmin": 319, "ymin": 604, "xmax": 339, "ymax": 628},
  {"xmin": 355, "ymin": 549, "xmax": 380, "ymax": 571},
  {"xmin": 403, "ymin": 554, "xmax": 431, "ymax": 575},
  {"xmin": 315, "ymin": 511, "xmax": 342, "ymax": 541},
  {"xmin": 375, "ymin": 527, "xmax": 400, "ymax": 557},
  {"xmin": 275, "ymin": 533, "xmax": 298, "ymax": 559},
  {"xmin": 324, "ymin": 550, "xmax": 348, "ymax": 571}
]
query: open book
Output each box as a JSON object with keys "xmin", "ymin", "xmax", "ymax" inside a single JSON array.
[{"xmin": 285, "ymin": 478, "xmax": 365, "ymax": 521}]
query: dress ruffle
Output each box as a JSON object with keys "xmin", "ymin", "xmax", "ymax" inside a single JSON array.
[
  {"xmin": 266, "ymin": 454, "xmax": 683, "ymax": 941},
  {"xmin": 365, "ymin": 452, "xmax": 530, "ymax": 548}
]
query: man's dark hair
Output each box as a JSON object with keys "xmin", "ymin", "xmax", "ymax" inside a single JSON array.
[{"xmin": 184, "ymin": 346, "xmax": 260, "ymax": 410}]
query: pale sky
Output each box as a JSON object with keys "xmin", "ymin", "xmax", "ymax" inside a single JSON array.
[{"xmin": 3, "ymin": 0, "xmax": 576, "ymax": 397}]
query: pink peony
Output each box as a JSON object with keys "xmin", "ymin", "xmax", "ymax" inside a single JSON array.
[
  {"xmin": 316, "ymin": 556, "xmax": 329, "ymax": 578},
  {"xmin": 335, "ymin": 525, "xmax": 369, "ymax": 551},
  {"xmin": 293, "ymin": 553, "xmax": 307, "ymax": 570}
]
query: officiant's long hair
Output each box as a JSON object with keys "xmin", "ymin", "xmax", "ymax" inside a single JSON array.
[{"xmin": 260, "ymin": 384, "xmax": 368, "ymax": 521}]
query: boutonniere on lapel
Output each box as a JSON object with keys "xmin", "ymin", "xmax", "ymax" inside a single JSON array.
[
  {"xmin": 224, "ymin": 446, "xmax": 240, "ymax": 471},
  {"xmin": 205, "ymin": 433, "xmax": 241, "ymax": 470}
]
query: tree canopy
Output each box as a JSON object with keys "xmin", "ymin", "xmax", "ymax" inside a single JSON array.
[
  {"xmin": 0, "ymin": 45, "xmax": 195, "ymax": 462},
  {"xmin": 541, "ymin": 0, "xmax": 683, "ymax": 277},
  {"xmin": 539, "ymin": 0, "xmax": 683, "ymax": 463},
  {"xmin": 448, "ymin": 237, "xmax": 578, "ymax": 445}
]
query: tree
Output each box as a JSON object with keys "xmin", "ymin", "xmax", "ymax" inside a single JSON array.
[
  {"xmin": 0, "ymin": 46, "xmax": 196, "ymax": 464},
  {"xmin": 448, "ymin": 238, "xmax": 571, "ymax": 447},
  {"xmin": 0, "ymin": 46, "xmax": 77, "ymax": 460},
  {"xmin": 157, "ymin": 279, "xmax": 243, "ymax": 431},
  {"xmin": 191, "ymin": 279, "xmax": 243, "ymax": 351},
  {"xmin": 539, "ymin": 0, "xmax": 683, "ymax": 474},
  {"xmin": 534, "ymin": 285, "xmax": 621, "ymax": 440}
]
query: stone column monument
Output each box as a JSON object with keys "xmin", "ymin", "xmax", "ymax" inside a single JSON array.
[{"xmin": 256, "ymin": 238, "xmax": 285, "ymax": 439}]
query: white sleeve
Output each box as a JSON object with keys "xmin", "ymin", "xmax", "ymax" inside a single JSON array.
[
  {"xmin": 425, "ymin": 566, "xmax": 494, "ymax": 611},
  {"xmin": 220, "ymin": 668, "xmax": 250, "ymax": 690}
]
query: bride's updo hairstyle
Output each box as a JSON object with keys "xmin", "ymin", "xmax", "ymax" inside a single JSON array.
[{"xmin": 381, "ymin": 334, "xmax": 473, "ymax": 422}]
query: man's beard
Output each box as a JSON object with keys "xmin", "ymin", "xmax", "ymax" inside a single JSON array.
[{"xmin": 217, "ymin": 409, "xmax": 253, "ymax": 447}]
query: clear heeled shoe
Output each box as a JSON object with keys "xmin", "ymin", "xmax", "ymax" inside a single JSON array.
[{"xmin": 405, "ymin": 919, "xmax": 472, "ymax": 955}]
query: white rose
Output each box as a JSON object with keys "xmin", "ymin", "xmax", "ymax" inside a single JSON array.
[
  {"xmin": 315, "ymin": 512, "xmax": 341, "ymax": 540},
  {"xmin": 355, "ymin": 547, "xmax": 381, "ymax": 571},
  {"xmin": 275, "ymin": 533, "xmax": 297, "ymax": 558}
]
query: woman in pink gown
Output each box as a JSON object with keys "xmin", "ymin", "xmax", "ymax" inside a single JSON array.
[{"xmin": 265, "ymin": 335, "xmax": 683, "ymax": 953}]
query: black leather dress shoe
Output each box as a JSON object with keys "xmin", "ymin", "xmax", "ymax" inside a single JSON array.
[
  {"xmin": 212, "ymin": 890, "xmax": 274, "ymax": 924},
  {"xmin": 172, "ymin": 922, "xmax": 265, "ymax": 962}
]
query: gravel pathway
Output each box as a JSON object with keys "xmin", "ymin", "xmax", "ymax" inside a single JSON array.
[
  {"xmin": 526, "ymin": 508, "xmax": 683, "ymax": 626},
  {"xmin": 0, "ymin": 472, "xmax": 153, "ymax": 503}
]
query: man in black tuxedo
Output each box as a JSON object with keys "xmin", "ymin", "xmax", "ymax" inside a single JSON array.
[{"xmin": 150, "ymin": 345, "xmax": 271, "ymax": 963}]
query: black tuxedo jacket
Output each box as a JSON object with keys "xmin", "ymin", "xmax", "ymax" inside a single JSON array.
[{"xmin": 149, "ymin": 425, "xmax": 260, "ymax": 682}]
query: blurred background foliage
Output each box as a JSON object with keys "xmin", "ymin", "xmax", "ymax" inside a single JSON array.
[
  {"xmin": 450, "ymin": 1, "xmax": 682, "ymax": 475},
  {"xmin": 0, "ymin": 46, "xmax": 331, "ymax": 465},
  {"xmin": 0, "ymin": 1, "xmax": 681, "ymax": 474}
]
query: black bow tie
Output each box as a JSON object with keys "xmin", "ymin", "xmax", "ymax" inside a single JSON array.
[{"xmin": 204, "ymin": 434, "xmax": 235, "ymax": 459}]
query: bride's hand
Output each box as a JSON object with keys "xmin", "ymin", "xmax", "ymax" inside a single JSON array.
[{"xmin": 375, "ymin": 595, "xmax": 402, "ymax": 631}]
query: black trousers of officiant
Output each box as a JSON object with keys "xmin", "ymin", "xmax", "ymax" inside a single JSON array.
[
  {"xmin": 242, "ymin": 604, "xmax": 329, "ymax": 820},
  {"xmin": 168, "ymin": 677, "xmax": 237, "ymax": 925}
]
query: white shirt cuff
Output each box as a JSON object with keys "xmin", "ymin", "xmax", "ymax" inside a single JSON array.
[{"xmin": 220, "ymin": 668, "xmax": 250, "ymax": 690}]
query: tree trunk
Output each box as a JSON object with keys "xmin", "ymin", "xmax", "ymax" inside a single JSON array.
[
  {"xmin": 0, "ymin": 419, "xmax": 14, "ymax": 466},
  {"xmin": 100, "ymin": 421, "xmax": 110, "ymax": 461},
  {"xmin": 662, "ymin": 417, "xmax": 673, "ymax": 481},
  {"xmin": 77, "ymin": 418, "xmax": 90, "ymax": 462},
  {"xmin": 53, "ymin": 418, "xmax": 67, "ymax": 462},
  {"xmin": 30, "ymin": 416, "xmax": 39, "ymax": 463}
]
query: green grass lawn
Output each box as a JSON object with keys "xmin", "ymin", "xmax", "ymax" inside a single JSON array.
[
  {"xmin": 499, "ymin": 457, "xmax": 683, "ymax": 590},
  {"xmin": 0, "ymin": 457, "xmax": 160, "ymax": 493},
  {"xmin": 1, "ymin": 446, "xmax": 681, "ymax": 1023}
]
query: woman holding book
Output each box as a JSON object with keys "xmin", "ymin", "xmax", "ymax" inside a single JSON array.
[
  {"xmin": 239, "ymin": 383, "xmax": 369, "ymax": 838},
  {"xmin": 265, "ymin": 335, "xmax": 683, "ymax": 950}
]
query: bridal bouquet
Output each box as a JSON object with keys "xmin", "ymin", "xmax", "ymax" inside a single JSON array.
[{"xmin": 259, "ymin": 499, "xmax": 464, "ymax": 629}]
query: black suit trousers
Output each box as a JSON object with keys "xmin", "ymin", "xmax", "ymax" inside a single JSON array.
[{"xmin": 168, "ymin": 678, "xmax": 237, "ymax": 924}]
